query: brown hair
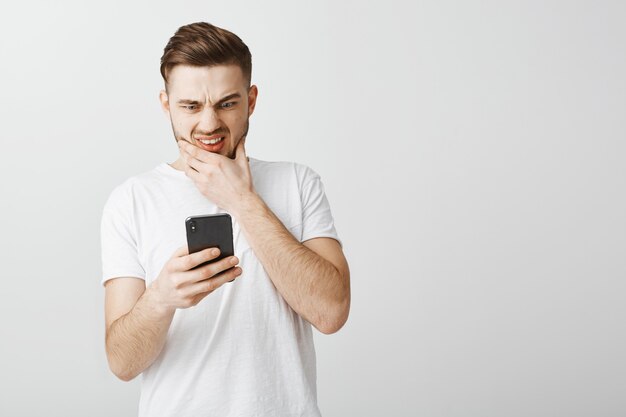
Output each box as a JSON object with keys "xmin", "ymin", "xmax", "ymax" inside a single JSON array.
[{"xmin": 160, "ymin": 22, "xmax": 252, "ymax": 90}]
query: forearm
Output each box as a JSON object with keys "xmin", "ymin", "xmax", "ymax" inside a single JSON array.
[
  {"xmin": 105, "ymin": 287, "xmax": 175, "ymax": 381},
  {"xmin": 233, "ymin": 193, "xmax": 347, "ymax": 333}
]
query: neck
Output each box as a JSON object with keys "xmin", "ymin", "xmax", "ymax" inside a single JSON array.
[{"xmin": 168, "ymin": 157, "xmax": 185, "ymax": 171}]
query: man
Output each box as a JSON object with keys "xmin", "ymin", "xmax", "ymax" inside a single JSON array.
[{"xmin": 100, "ymin": 21, "xmax": 350, "ymax": 416}]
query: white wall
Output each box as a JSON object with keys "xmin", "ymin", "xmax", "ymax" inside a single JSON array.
[{"xmin": 0, "ymin": 1, "xmax": 624, "ymax": 416}]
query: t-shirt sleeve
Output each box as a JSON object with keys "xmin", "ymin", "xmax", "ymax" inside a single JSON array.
[
  {"xmin": 100, "ymin": 183, "xmax": 146, "ymax": 287},
  {"xmin": 298, "ymin": 164, "xmax": 343, "ymax": 248}
]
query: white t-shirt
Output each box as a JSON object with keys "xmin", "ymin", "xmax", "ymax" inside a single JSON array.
[{"xmin": 100, "ymin": 157, "xmax": 341, "ymax": 417}]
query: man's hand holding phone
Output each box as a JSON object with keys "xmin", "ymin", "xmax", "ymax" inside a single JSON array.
[{"xmin": 149, "ymin": 245, "xmax": 242, "ymax": 312}]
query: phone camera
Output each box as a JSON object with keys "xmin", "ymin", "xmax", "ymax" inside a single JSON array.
[{"xmin": 190, "ymin": 221, "xmax": 196, "ymax": 232}]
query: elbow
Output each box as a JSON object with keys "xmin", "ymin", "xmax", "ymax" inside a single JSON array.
[
  {"xmin": 108, "ymin": 360, "xmax": 136, "ymax": 382},
  {"xmin": 116, "ymin": 371, "xmax": 137, "ymax": 382},
  {"xmin": 109, "ymin": 364, "xmax": 138, "ymax": 382},
  {"xmin": 106, "ymin": 349, "xmax": 137, "ymax": 382},
  {"xmin": 318, "ymin": 320, "xmax": 345, "ymax": 335},
  {"xmin": 317, "ymin": 297, "xmax": 350, "ymax": 335},
  {"xmin": 317, "ymin": 265, "xmax": 350, "ymax": 335},
  {"xmin": 311, "ymin": 265, "xmax": 351, "ymax": 335}
]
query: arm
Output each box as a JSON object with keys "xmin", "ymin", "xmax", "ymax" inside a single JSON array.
[
  {"xmin": 104, "ymin": 277, "xmax": 175, "ymax": 381},
  {"xmin": 104, "ymin": 247, "xmax": 241, "ymax": 381},
  {"xmin": 178, "ymin": 139, "xmax": 351, "ymax": 334},
  {"xmin": 233, "ymin": 194, "xmax": 351, "ymax": 334}
]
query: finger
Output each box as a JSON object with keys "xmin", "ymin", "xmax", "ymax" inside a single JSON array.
[
  {"xmin": 183, "ymin": 160, "xmax": 202, "ymax": 181},
  {"xmin": 172, "ymin": 245, "xmax": 189, "ymax": 258},
  {"xmin": 211, "ymin": 265, "xmax": 243, "ymax": 284},
  {"xmin": 189, "ymin": 290, "xmax": 211, "ymax": 306},
  {"xmin": 181, "ymin": 148, "xmax": 204, "ymax": 173},
  {"xmin": 189, "ymin": 255, "xmax": 240, "ymax": 283},
  {"xmin": 180, "ymin": 140, "xmax": 223, "ymax": 165},
  {"xmin": 189, "ymin": 266, "xmax": 243, "ymax": 296},
  {"xmin": 174, "ymin": 247, "xmax": 222, "ymax": 272}
]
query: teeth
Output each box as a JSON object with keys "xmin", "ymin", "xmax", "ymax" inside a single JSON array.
[{"xmin": 200, "ymin": 137, "xmax": 223, "ymax": 145}]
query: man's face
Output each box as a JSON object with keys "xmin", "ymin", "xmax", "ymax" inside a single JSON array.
[{"xmin": 160, "ymin": 64, "xmax": 257, "ymax": 159}]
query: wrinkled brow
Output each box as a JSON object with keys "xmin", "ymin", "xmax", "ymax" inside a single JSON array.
[{"xmin": 176, "ymin": 93, "xmax": 242, "ymax": 105}]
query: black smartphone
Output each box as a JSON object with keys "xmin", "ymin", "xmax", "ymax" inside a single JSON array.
[{"xmin": 185, "ymin": 213, "xmax": 235, "ymax": 272}]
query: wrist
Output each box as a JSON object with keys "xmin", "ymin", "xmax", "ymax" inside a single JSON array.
[
  {"xmin": 143, "ymin": 284, "xmax": 176, "ymax": 319},
  {"xmin": 231, "ymin": 191, "xmax": 264, "ymax": 219}
]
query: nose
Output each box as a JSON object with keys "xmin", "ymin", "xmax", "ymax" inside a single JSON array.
[{"xmin": 197, "ymin": 105, "xmax": 221, "ymax": 133}]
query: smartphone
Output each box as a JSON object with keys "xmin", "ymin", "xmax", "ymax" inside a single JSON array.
[{"xmin": 185, "ymin": 213, "xmax": 235, "ymax": 273}]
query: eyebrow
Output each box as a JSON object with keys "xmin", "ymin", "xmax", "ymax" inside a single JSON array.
[{"xmin": 177, "ymin": 93, "xmax": 242, "ymax": 106}]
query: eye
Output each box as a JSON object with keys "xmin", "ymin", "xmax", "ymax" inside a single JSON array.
[
  {"xmin": 182, "ymin": 105, "xmax": 197, "ymax": 110},
  {"xmin": 221, "ymin": 101, "xmax": 237, "ymax": 109}
]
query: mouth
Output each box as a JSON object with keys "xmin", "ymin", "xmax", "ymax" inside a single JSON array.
[{"xmin": 194, "ymin": 135, "xmax": 226, "ymax": 152}]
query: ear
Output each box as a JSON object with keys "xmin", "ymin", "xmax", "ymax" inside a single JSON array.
[
  {"xmin": 159, "ymin": 90, "xmax": 170, "ymax": 115},
  {"xmin": 247, "ymin": 85, "xmax": 258, "ymax": 117}
]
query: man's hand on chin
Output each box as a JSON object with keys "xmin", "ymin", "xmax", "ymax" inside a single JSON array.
[{"xmin": 178, "ymin": 137, "xmax": 257, "ymax": 213}]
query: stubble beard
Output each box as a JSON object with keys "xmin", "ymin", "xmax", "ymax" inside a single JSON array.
[{"xmin": 170, "ymin": 118, "xmax": 250, "ymax": 159}]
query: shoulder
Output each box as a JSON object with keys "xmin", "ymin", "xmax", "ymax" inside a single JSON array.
[
  {"xmin": 249, "ymin": 157, "xmax": 320, "ymax": 185},
  {"xmin": 102, "ymin": 165, "xmax": 162, "ymax": 211}
]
